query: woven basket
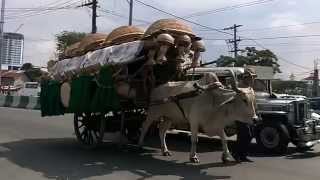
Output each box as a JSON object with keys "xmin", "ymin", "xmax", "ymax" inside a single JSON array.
[
  {"xmin": 79, "ymin": 33, "xmax": 108, "ymax": 52},
  {"xmin": 105, "ymin": 26, "xmax": 144, "ymax": 46},
  {"xmin": 144, "ymin": 19, "xmax": 195, "ymax": 39}
]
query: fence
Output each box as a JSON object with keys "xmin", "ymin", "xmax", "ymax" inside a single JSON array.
[{"xmin": 0, "ymin": 95, "xmax": 40, "ymax": 110}]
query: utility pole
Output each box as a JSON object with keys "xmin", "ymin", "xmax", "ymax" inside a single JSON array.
[
  {"xmin": 313, "ymin": 60, "xmax": 319, "ymax": 97},
  {"xmin": 0, "ymin": 0, "xmax": 6, "ymax": 87},
  {"xmin": 223, "ymin": 24, "xmax": 242, "ymax": 60},
  {"xmin": 92, "ymin": 0, "xmax": 97, "ymax": 33},
  {"xmin": 80, "ymin": 0, "xmax": 98, "ymax": 33},
  {"xmin": 129, "ymin": 0, "xmax": 133, "ymax": 25}
]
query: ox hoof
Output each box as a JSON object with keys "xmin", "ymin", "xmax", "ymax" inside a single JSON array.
[
  {"xmin": 222, "ymin": 153, "xmax": 233, "ymax": 164},
  {"xmin": 222, "ymin": 156, "xmax": 233, "ymax": 164},
  {"xmin": 190, "ymin": 157, "xmax": 200, "ymax": 163},
  {"xmin": 162, "ymin": 151, "xmax": 172, "ymax": 156}
]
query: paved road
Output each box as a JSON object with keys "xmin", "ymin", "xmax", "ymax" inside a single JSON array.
[{"xmin": 0, "ymin": 107, "xmax": 320, "ymax": 180}]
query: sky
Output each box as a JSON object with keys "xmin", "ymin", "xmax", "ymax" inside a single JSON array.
[{"xmin": 3, "ymin": 0, "xmax": 320, "ymax": 80}]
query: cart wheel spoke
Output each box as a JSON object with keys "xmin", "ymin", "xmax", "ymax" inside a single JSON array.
[
  {"xmin": 78, "ymin": 123, "xmax": 85, "ymax": 129},
  {"xmin": 80, "ymin": 128, "xmax": 87, "ymax": 138},
  {"xmin": 74, "ymin": 113, "xmax": 105, "ymax": 149},
  {"xmin": 94, "ymin": 131, "xmax": 99, "ymax": 139}
]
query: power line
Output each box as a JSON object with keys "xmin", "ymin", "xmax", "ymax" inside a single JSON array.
[
  {"xmin": 239, "ymin": 42, "xmax": 320, "ymax": 47},
  {"xmin": 5, "ymin": 0, "xmax": 70, "ymax": 12},
  {"xmin": 183, "ymin": 0, "xmax": 275, "ymax": 19},
  {"xmin": 274, "ymin": 48, "xmax": 320, "ymax": 54},
  {"xmin": 134, "ymin": 0, "xmax": 233, "ymax": 36},
  {"xmin": 133, "ymin": 0, "xmax": 310, "ymax": 71},
  {"xmin": 98, "ymin": 8, "xmax": 151, "ymax": 25},
  {"xmin": 5, "ymin": 0, "xmax": 82, "ymax": 20},
  {"xmin": 243, "ymin": 34, "xmax": 320, "ymax": 40},
  {"xmin": 246, "ymin": 38, "xmax": 311, "ymax": 70},
  {"xmin": 5, "ymin": 0, "xmax": 81, "ymax": 13},
  {"xmin": 198, "ymin": 20, "xmax": 320, "ymax": 34},
  {"xmin": 239, "ymin": 21, "xmax": 320, "ymax": 32},
  {"xmin": 204, "ymin": 34, "xmax": 320, "ymax": 41}
]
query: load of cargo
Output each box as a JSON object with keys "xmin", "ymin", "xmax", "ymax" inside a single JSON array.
[{"xmin": 42, "ymin": 18, "xmax": 206, "ymax": 115}]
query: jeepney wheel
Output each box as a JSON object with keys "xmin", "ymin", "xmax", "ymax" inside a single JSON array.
[
  {"xmin": 74, "ymin": 113, "xmax": 105, "ymax": 149},
  {"xmin": 256, "ymin": 123, "xmax": 289, "ymax": 154}
]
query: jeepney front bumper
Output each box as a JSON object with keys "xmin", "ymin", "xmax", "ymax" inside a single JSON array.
[{"xmin": 295, "ymin": 120, "xmax": 320, "ymax": 147}]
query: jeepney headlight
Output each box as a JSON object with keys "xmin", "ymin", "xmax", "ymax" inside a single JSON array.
[
  {"xmin": 285, "ymin": 103, "xmax": 294, "ymax": 112},
  {"xmin": 304, "ymin": 126, "xmax": 312, "ymax": 133}
]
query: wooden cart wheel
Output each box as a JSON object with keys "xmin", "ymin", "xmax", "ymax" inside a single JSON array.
[{"xmin": 74, "ymin": 113, "xmax": 105, "ymax": 149}]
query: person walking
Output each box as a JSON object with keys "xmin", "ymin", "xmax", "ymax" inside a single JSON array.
[{"xmin": 233, "ymin": 67, "xmax": 257, "ymax": 163}]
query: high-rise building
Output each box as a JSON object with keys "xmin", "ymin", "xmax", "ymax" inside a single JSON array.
[{"xmin": 0, "ymin": 32, "xmax": 24, "ymax": 70}]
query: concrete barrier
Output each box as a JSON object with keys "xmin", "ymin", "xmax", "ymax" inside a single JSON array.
[{"xmin": 0, "ymin": 95, "xmax": 40, "ymax": 110}]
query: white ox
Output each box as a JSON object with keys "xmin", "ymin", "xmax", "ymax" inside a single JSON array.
[{"xmin": 138, "ymin": 72, "xmax": 257, "ymax": 163}]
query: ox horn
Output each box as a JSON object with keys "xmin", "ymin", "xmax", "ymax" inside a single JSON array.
[{"xmin": 226, "ymin": 69, "xmax": 241, "ymax": 93}]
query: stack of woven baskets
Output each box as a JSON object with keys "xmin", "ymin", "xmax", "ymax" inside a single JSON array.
[{"xmin": 42, "ymin": 19, "xmax": 207, "ymax": 115}]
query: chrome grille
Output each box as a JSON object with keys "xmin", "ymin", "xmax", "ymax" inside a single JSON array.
[{"xmin": 295, "ymin": 101, "xmax": 310, "ymax": 124}]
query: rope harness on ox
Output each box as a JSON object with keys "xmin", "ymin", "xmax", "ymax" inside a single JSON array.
[{"xmin": 149, "ymin": 82, "xmax": 223, "ymax": 121}]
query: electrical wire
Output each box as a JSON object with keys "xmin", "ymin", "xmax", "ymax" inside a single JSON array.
[
  {"xmin": 133, "ymin": 0, "xmax": 310, "ymax": 70},
  {"xmin": 98, "ymin": 7, "xmax": 151, "ymax": 25},
  {"xmin": 246, "ymin": 38, "xmax": 311, "ymax": 70},
  {"xmin": 183, "ymin": 0, "xmax": 275, "ymax": 19},
  {"xmin": 239, "ymin": 42, "xmax": 320, "ymax": 47},
  {"xmin": 204, "ymin": 34, "xmax": 320, "ymax": 41},
  {"xmin": 239, "ymin": 21, "xmax": 320, "ymax": 32},
  {"xmin": 133, "ymin": 0, "xmax": 233, "ymax": 36},
  {"xmin": 5, "ymin": 0, "xmax": 83, "ymax": 20},
  {"xmin": 243, "ymin": 34, "xmax": 320, "ymax": 40}
]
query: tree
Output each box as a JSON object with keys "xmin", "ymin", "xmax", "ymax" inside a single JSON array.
[
  {"xmin": 272, "ymin": 80, "xmax": 308, "ymax": 96},
  {"xmin": 20, "ymin": 63, "xmax": 43, "ymax": 82},
  {"xmin": 216, "ymin": 47, "xmax": 281, "ymax": 73},
  {"xmin": 55, "ymin": 31, "xmax": 86, "ymax": 59},
  {"xmin": 20, "ymin": 63, "xmax": 34, "ymax": 71},
  {"xmin": 289, "ymin": 73, "xmax": 296, "ymax": 81}
]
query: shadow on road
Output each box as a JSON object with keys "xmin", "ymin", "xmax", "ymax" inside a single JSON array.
[
  {"xmin": 247, "ymin": 143, "xmax": 320, "ymax": 159},
  {"xmin": 144, "ymin": 133, "xmax": 225, "ymax": 153},
  {"xmin": 0, "ymin": 137, "xmax": 232, "ymax": 180},
  {"xmin": 285, "ymin": 150, "xmax": 320, "ymax": 160}
]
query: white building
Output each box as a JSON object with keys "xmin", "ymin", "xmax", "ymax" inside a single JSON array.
[{"xmin": 0, "ymin": 32, "xmax": 24, "ymax": 70}]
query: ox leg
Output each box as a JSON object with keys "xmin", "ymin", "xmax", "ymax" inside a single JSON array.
[
  {"xmin": 220, "ymin": 130, "xmax": 233, "ymax": 163},
  {"xmin": 190, "ymin": 125, "xmax": 200, "ymax": 163},
  {"xmin": 159, "ymin": 119, "xmax": 172, "ymax": 156},
  {"xmin": 138, "ymin": 116, "xmax": 155, "ymax": 147}
]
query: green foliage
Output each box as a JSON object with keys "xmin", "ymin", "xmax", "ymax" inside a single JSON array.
[
  {"xmin": 272, "ymin": 80, "xmax": 308, "ymax": 96},
  {"xmin": 20, "ymin": 63, "xmax": 34, "ymax": 71},
  {"xmin": 55, "ymin": 31, "xmax": 86, "ymax": 58},
  {"xmin": 216, "ymin": 47, "xmax": 281, "ymax": 73},
  {"xmin": 21, "ymin": 63, "xmax": 43, "ymax": 82}
]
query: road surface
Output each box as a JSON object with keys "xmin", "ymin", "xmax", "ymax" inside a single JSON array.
[{"xmin": 0, "ymin": 107, "xmax": 320, "ymax": 180}]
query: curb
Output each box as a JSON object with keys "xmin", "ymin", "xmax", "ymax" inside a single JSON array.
[{"xmin": 0, "ymin": 95, "xmax": 40, "ymax": 110}]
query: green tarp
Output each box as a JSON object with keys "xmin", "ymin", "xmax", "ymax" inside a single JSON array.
[
  {"xmin": 90, "ymin": 66, "xmax": 120, "ymax": 112},
  {"xmin": 40, "ymin": 66, "xmax": 120, "ymax": 116},
  {"xmin": 40, "ymin": 80, "xmax": 65, "ymax": 117},
  {"xmin": 69, "ymin": 75, "xmax": 97, "ymax": 113}
]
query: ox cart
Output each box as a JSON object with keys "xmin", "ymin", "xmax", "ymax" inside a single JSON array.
[{"xmin": 40, "ymin": 19, "xmax": 208, "ymax": 149}]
